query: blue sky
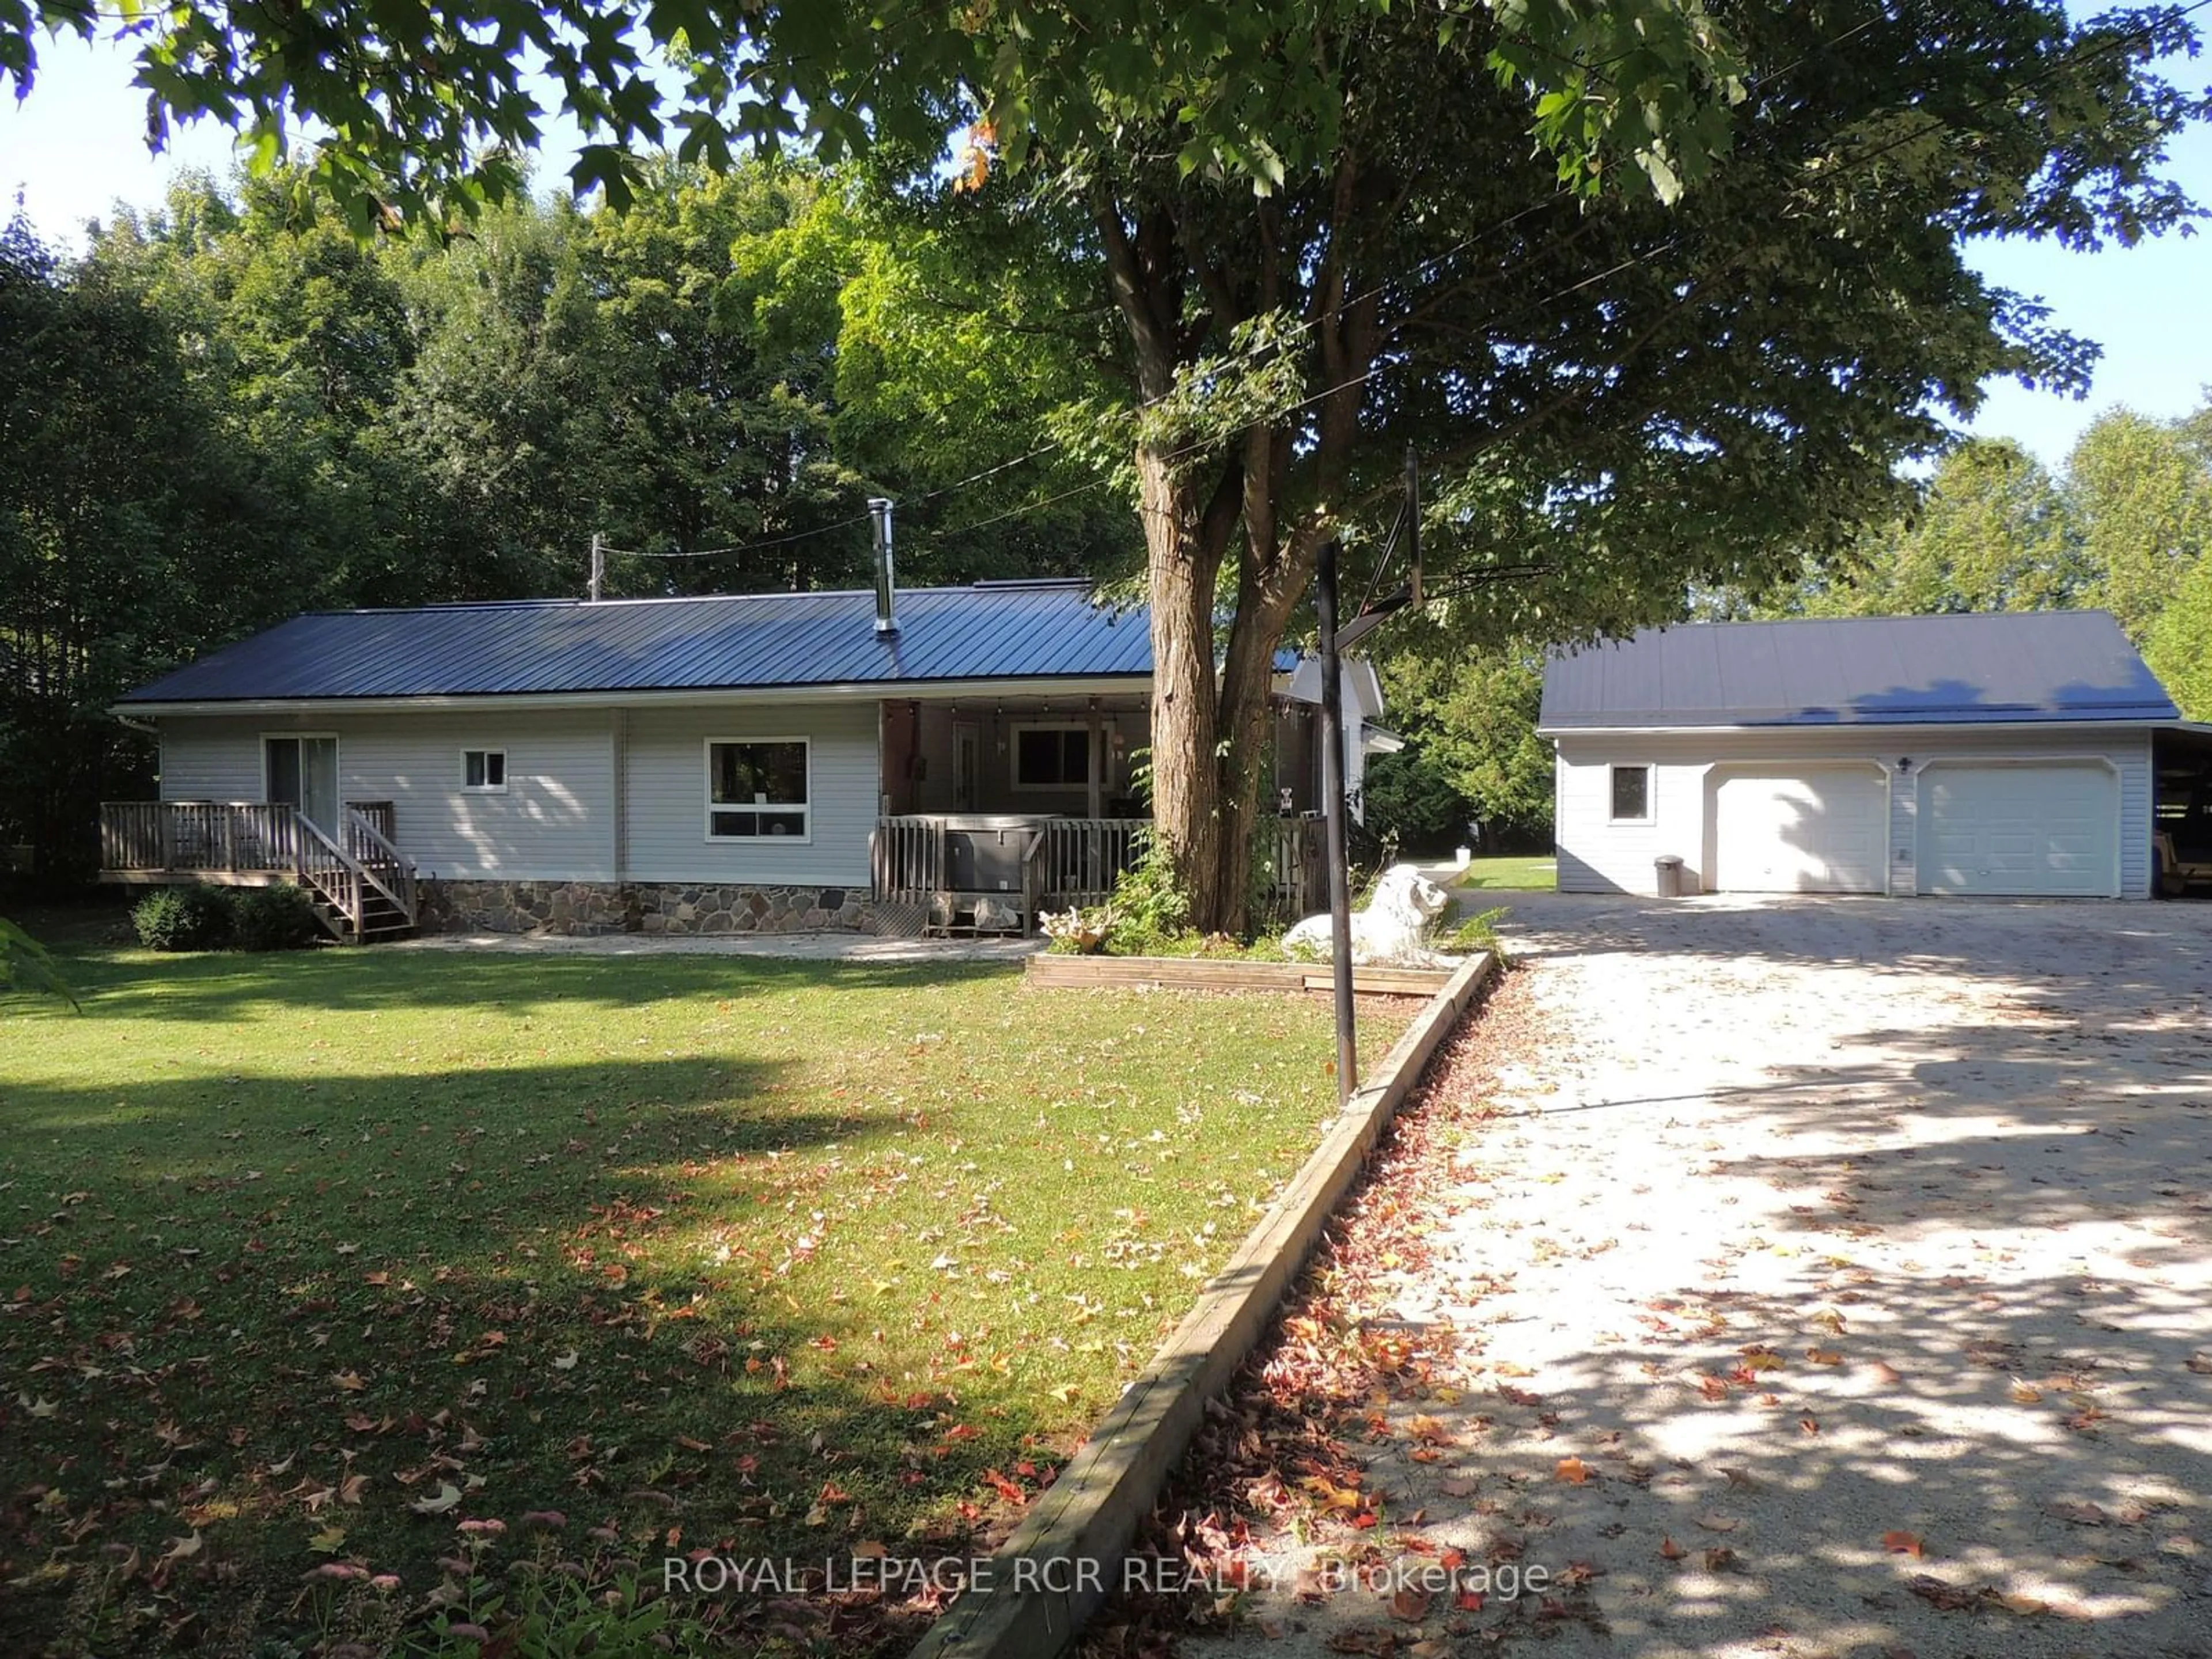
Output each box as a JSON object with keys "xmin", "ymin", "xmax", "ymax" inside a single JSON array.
[{"xmin": 3, "ymin": 28, "xmax": 2206, "ymax": 469}]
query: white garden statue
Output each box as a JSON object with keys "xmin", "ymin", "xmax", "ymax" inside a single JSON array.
[{"xmin": 1283, "ymin": 863, "xmax": 1451, "ymax": 967}]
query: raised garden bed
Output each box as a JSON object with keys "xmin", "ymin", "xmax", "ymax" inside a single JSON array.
[{"xmin": 1025, "ymin": 952, "xmax": 1455, "ymax": 996}]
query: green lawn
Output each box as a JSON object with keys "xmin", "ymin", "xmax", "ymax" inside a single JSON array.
[
  {"xmin": 1453, "ymin": 853, "xmax": 1558, "ymax": 891},
  {"xmin": 0, "ymin": 926, "xmax": 1404, "ymax": 1653}
]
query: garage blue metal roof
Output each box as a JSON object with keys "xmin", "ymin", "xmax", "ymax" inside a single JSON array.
[
  {"xmin": 121, "ymin": 581, "xmax": 1162, "ymax": 705},
  {"xmin": 1539, "ymin": 611, "xmax": 2180, "ymax": 731}
]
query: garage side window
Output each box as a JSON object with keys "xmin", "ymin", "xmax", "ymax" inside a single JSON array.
[
  {"xmin": 706, "ymin": 739, "xmax": 809, "ymax": 840},
  {"xmin": 1609, "ymin": 764, "xmax": 1652, "ymax": 823}
]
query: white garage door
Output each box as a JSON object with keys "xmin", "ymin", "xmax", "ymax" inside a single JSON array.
[
  {"xmin": 1715, "ymin": 768, "xmax": 1888, "ymax": 893},
  {"xmin": 1918, "ymin": 764, "xmax": 2118, "ymax": 897}
]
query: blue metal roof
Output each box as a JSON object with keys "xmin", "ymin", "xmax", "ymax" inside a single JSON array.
[
  {"xmin": 1539, "ymin": 611, "xmax": 2180, "ymax": 731},
  {"xmin": 122, "ymin": 581, "xmax": 1166, "ymax": 704}
]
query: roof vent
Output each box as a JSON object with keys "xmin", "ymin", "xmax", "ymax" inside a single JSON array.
[{"xmin": 869, "ymin": 498, "xmax": 897, "ymax": 637}]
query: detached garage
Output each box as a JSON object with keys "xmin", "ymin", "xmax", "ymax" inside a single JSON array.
[{"xmin": 1540, "ymin": 612, "xmax": 2180, "ymax": 899}]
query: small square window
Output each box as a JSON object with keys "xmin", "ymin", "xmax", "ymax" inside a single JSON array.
[
  {"xmin": 463, "ymin": 749, "xmax": 507, "ymax": 791},
  {"xmin": 1609, "ymin": 764, "xmax": 1651, "ymax": 822}
]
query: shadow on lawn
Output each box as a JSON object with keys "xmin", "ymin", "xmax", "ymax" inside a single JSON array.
[
  {"xmin": 0, "ymin": 1049, "xmax": 1048, "ymax": 1656},
  {"xmin": 36, "ymin": 942, "xmax": 1017, "ymax": 1024}
]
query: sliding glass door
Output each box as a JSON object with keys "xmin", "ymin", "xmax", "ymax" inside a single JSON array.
[{"xmin": 264, "ymin": 736, "xmax": 340, "ymax": 832}]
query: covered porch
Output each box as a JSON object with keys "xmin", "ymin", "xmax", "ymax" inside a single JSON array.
[{"xmin": 868, "ymin": 692, "xmax": 1327, "ymax": 933}]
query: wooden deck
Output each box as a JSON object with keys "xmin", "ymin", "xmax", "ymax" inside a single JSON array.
[{"xmin": 98, "ymin": 801, "xmax": 418, "ymax": 944}]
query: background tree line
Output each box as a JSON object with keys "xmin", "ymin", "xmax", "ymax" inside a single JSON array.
[
  {"xmin": 1362, "ymin": 403, "xmax": 2212, "ymax": 856},
  {"xmin": 0, "ymin": 161, "xmax": 1135, "ymax": 876}
]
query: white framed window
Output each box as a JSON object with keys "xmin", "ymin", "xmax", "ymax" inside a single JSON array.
[
  {"xmin": 1609, "ymin": 763, "xmax": 1652, "ymax": 823},
  {"xmin": 461, "ymin": 749, "xmax": 508, "ymax": 793},
  {"xmin": 1012, "ymin": 722, "xmax": 1091, "ymax": 790},
  {"xmin": 706, "ymin": 738, "xmax": 810, "ymax": 841}
]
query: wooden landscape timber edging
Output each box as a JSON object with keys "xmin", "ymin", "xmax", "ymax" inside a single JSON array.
[
  {"xmin": 908, "ymin": 949, "xmax": 1498, "ymax": 1659},
  {"xmin": 1024, "ymin": 952, "xmax": 1452, "ymax": 997}
]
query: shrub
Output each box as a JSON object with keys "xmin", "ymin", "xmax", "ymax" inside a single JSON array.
[
  {"xmin": 1440, "ymin": 903, "xmax": 1513, "ymax": 963},
  {"xmin": 131, "ymin": 884, "xmax": 232, "ymax": 950},
  {"xmin": 228, "ymin": 884, "xmax": 321, "ymax": 951}
]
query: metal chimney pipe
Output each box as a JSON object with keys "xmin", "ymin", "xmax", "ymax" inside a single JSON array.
[{"xmin": 868, "ymin": 497, "xmax": 897, "ymax": 637}]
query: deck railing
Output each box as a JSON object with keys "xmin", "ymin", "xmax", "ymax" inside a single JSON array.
[
  {"xmin": 872, "ymin": 816, "xmax": 949, "ymax": 911},
  {"xmin": 100, "ymin": 800, "xmax": 304, "ymax": 876},
  {"xmin": 870, "ymin": 812, "xmax": 1329, "ymax": 930},
  {"xmin": 343, "ymin": 805, "xmax": 417, "ymax": 923},
  {"xmin": 294, "ymin": 812, "xmax": 365, "ymax": 938},
  {"xmin": 1037, "ymin": 817, "xmax": 1149, "ymax": 909}
]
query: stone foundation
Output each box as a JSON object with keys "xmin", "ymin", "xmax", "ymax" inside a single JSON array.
[{"xmin": 418, "ymin": 880, "xmax": 873, "ymax": 938}]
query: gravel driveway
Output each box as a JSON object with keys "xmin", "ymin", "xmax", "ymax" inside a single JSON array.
[{"xmin": 1156, "ymin": 895, "xmax": 2212, "ymax": 1659}]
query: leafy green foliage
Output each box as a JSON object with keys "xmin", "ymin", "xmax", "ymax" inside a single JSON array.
[
  {"xmin": 3, "ymin": 161, "xmax": 1133, "ymax": 872},
  {"xmin": 1440, "ymin": 904, "xmax": 1513, "ymax": 963},
  {"xmin": 2146, "ymin": 557, "xmax": 2212, "ymax": 721},
  {"xmin": 0, "ymin": 1, "xmax": 1745, "ymax": 229},
  {"xmin": 1369, "ymin": 641, "xmax": 1555, "ymax": 849},
  {"xmin": 1097, "ymin": 832, "xmax": 1194, "ymax": 956},
  {"xmin": 0, "ymin": 916, "xmax": 77, "ymax": 1009},
  {"xmin": 226, "ymin": 884, "xmax": 321, "ymax": 952},
  {"xmin": 1743, "ymin": 406, "xmax": 2212, "ymax": 723},
  {"xmin": 128, "ymin": 884, "xmax": 233, "ymax": 951}
]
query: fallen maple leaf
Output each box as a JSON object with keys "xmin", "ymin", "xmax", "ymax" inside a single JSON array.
[
  {"xmin": 1883, "ymin": 1530, "xmax": 1926, "ymax": 1558},
  {"xmin": 1554, "ymin": 1456, "xmax": 1593, "ymax": 1485},
  {"xmin": 410, "ymin": 1482, "xmax": 464, "ymax": 1516},
  {"xmin": 307, "ymin": 1525, "xmax": 347, "ymax": 1554},
  {"xmin": 161, "ymin": 1532, "xmax": 203, "ymax": 1563},
  {"xmin": 2011, "ymin": 1383, "xmax": 2043, "ymax": 1404},
  {"xmin": 329, "ymin": 1370, "xmax": 367, "ymax": 1392},
  {"xmin": 2043, "ymin": 1500, "xmax": 2106, "ymax": 1526},
  {"xmin": 1805, "ymin": 1347, "xmax": 1843, "ymax": 1366},
  {"xmin": 1695, "ymin": 1513, "xmax": 1738, "ymax": 1533},
  {"xmin": 1389, "ymin": 1586, "xmax": 1431, "ymax": 1622},
  {"xmin": 1659, "ymin": 1535, "xmax": 1686, "ymax": 1560},
  {"xmin": 1907, "ymin": 1574, "xmax": 1976, "ymax": 1610}
]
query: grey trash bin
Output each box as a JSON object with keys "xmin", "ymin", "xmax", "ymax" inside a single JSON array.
[{"xmin": 1654, "ymin": 855, "xmax": 1685, "ymax": 897}]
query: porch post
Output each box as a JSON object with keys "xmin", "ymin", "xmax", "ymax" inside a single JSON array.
[{"xmin": 1086, "ymin": 696, "xmax": 1104, "ymax": 820}]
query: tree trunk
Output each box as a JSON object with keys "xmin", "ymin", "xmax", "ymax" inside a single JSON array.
[{"xmin": 1137, "ymin": 440, "xmax": 1224, "ymax": 927}]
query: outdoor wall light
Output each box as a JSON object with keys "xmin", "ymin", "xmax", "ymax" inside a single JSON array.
[{"xmin": 1897, "ymin": 757, "xmax": 1913, "ymax": 771}]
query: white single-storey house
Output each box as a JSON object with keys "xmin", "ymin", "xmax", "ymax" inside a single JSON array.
[
  {"xmin": 1539, "ymin": 611, "xmax": 2195, "ymax": 900},
  {"xmin": 103, "ymin": 574, "xmax": 1389, "ymax": 941}
]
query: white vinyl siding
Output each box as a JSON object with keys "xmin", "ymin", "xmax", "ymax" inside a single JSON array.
[
  {"xmin": 153, "ymin": 711, "xmax": 617, "ymax": 881},
  {"xmin": 1555, "ymin": 727, "xmax": 2156, "ymax": 899},
  {"xmin": 159, "ymin": 722, "xmax": 263, "ymax": 804},
  {"xmin": 624, "ymin": 703, "xmax": 874, "ymax": 885}
]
